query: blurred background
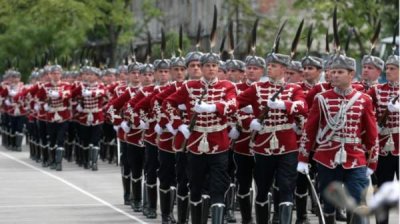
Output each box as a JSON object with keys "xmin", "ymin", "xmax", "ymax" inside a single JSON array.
[{"xmin": 0, "ymin": 0, "xmax": 398, "ymax": 81}]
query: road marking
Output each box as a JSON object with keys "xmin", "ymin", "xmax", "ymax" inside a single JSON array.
[
  {"xmin": 0, "ymin": 151, "xmax": 148, "ymax": 224},
  {"xmin": 0, "ymin": 204, "xmax": 103, "ymax": 208}
]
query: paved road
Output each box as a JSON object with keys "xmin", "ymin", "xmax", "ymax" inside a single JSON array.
[{"xmin": 0, "ymin": 145, "xmax": 398, "ymax": 223}]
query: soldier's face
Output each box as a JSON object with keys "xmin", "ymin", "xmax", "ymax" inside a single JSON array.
[
  {"xmin": 324, "ymin": 70, "xmax": 332, "ymax": 83},
  {"xmin": 217, "ymin": 69, "xmax": 228, "ymax": 80},
  {"xmin": 140, "ymin": 73, "xmax": 154, "ymax": 86},
  {"xmin": 303, "ymin": 66, "xmax": 320, "ymax": 83},
  {"xmin": 246, "ymin": 66, "xmax": 263, "ymax": 82},
  {"xmin": 362, "ymin": 64, "xmax": 381, "ymax": 82},
  {"xmin": 385, "ymin": 65, "xmax": 399, "ymax": 82},
  {"xmin": 171, "ymin": 66, "xmax": 186, "ymax": 82},
  {"xmin": 49, "ymin": 71, "xmax": 61, "ymax": 82},
  {"xmin": 157, "ymin": 69, "xmax": 170, "ymax": 85},
  {"xmin": 227, "ymin": 69, "xmax": 244, "ymax": 83},
  {"xmin": 187, "ymin": 61, "xmax": 202, "ymax": 80},
  {"xmin": 201, "ymin": 63, "xmax": 219, "ymax": 81},
  {"xmin": 285, "ymin": 69, "xmax": 303, "ymax": 83},
  {"xmin": 267, "ymin": 63, "xmax": 285, "ymax": 80},
  {"xmin": 86, "ymin": 73, "xmax": 98, "ymax": 83},
  {"xmin": 127, "ymin": 71, "xmax": 140, "ymax": 84},
  {"xmin": 118, "ymin": 72, "xmax": 127, "ymax": 81},
  {"xmin": 330, "ymin": 68, "xmax": 354, "ymax": 89}
]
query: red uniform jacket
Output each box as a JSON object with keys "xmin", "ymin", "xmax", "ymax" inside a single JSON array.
[
  {"xmin": 36, "ymin": 82, "xmax": 72, "ymax": 122},
  {"xmin": 163, "ymin": 77, "xmax": 237, "ymax": 154},
  {"xmin": 298, "ymin": 88, "xmax": 379, "ymax": 170}
]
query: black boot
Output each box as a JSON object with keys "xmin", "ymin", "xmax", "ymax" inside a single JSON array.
[
  {"xmin": 324, "ymin": 213, "xmax": 336, "ymax": 224},
  {"xmin": 48, "ymin": 147, "xmax": 56, "ymax": 169},
  {"xmin": 177, "ymin": 195, "xmax": 189, "ymax": 224},
  {"xmin": 160, "ymin": 188, "xmax": 172, "ymax": 224},
  {"xmin": 347, "ymin": 211, "xmax": 369, "ymax": 224},
  {"xmin": 146, "ymin": 184, "xmax": 158, "ymax": 219},
  {"xmin": 83, "ymin": 147, "xmax": 89, "ymax": 169},
  {"xmin": 295, "ymin": 195, "xmax": 310, "ymax": 224},
  {"xmin": 122, "ymin": 176, "xmax": 131, "ymax": 205},
  {"xmin": 55, "ymin": 147, "xmax": 63, "ymax": 171},
  {"xmin": 336, "ymin": 208, "xmax": 347, "ymax": 222},
  {"xmin": 191, "ymin": 200, "xmax": 203, "ymax": 224},
  {"xmin": 34, "ymin": 143, "xmax": 41, "ymax": 162},
  {"xmin": 41, "ymin": 145, "xmax": 49, "ymax": 167},
  {"xmin": 142, "ymin": 182, "xmax": 149, "ymax": 216},
  {"xmin": 279, "ymin": 203, "xmax": 293, "ymax": 224},
  {"xmin": 272, "ymin": 187, "xmax": 280, "ymax": 224},
  {"xmin": 237, "ymin": 193, "xmax": 253, "ymax": 224},
  {"xmin": 15, "ymin": 132, "xmax": 24, "ymax": 151},
  {"xmin": 375, "ymin": 210, "xmax": 389, "ymax": 224},
  {"xmin": 201, "ymin": 195, "xmax": 211, "ymax": 224},
  {"xmin": 225, "ymin": 184, "xmax": 237, "ymax": 223},
  {"xmin": 255, "ymin": 201, "xmax": 270, "ymax": 224},
  {"xmin": 131, "ymin": 178, "xmax": 142, "ymax": 212},
  {"xmin": 211, "ymin": 204, "xmax": 225, "ymax": 224},
  {"xmin": 170, "ymin": 187, "xmax": 177, "ymax": 223},
  {"xmin": 91, "ymin": 146, "xmax": 99, "ymax": 171}
]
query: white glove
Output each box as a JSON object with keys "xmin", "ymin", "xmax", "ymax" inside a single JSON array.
[
  {"xmin": 43, "ymin": 103, "xmax": 49, "ymax": 111},
  {"xmin": 366, "ymin": 167, "xmax": 374, "ymax": 177},
  {"xmin": 139, "ymin": 120, "xmax": 149, "ymax": 130},
  {"xmin": 387, "ymin": 100, "xmax": 400, "ymax": 113},
  {"xmin": 241, "ymin": 105, "xmax": 253, "ymax": 114},
  {"xmin": 76, "ymin": 104, "xmax": 83, "ymax": 112},
  {"xmin": 121, "ymin": 120, "xmax": 131, "ymax": 133},
  {"xmin": 268, "ymin": 99, "xmax": 286, "ymax": 110},
  {"xmin": 250, "ymin": 119, "xmax": 262, "ymax": 131},
  {"xmin": 9, "ymin": 90, "xmax": 17, "ymax": 97},
  {"xmin": 34, "ymin": 103, "xmax": 40, "ymax": 112},
  {"xmin": 367, "ymin": 181, "xmax": 400, "ymax": 210},
  {"xmin": 178, "ymin": 124, "xmax": 190, "ymax": 139},
  {"xmin": 297, "ymin": 162, "xmax": 309, "ymax": 174},
  {"xmin": 5, "ymin": 99, "xmax": 11, "ymax": 106},
  {"xmin": 154, "ymin": 123, "xmax": 163, "ymax": 135},
  {"xmin": 166, "ymin": 122, "xmax": 178, "ymax": 135},
  {"xmin": 82, "ymin": 89, "xmax": 92, "ymax": 97},
  {"xmin": 113, "ymin": 125, "xmax": 120, "ymax": 132},
  {"xmin": 194, "ymin": 101, "xmax": 216, "ymax": 113},
  {"xmin": 228, "ymin": 126, "xmax": 240, "ymax": 140},
  {"xmin": 49, "ymin": 90, "xmax": 60, "ymax": 99},
  {"xmin": 178, "ymin": 104, "xmax": 187, "ymax": 111}
]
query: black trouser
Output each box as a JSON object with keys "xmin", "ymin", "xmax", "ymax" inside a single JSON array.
[
  {"xmin": 38, "ymin": 120, "xmax": 48, "ymax": 147},
  {"xmin": 102, "ymin": 122, "xmax": 116, "ymax": 143},
  {"xmin": 158, "ymin": 150, "xmax": 176, "ymax": 190},
  {"xmin": 120, "ymin": 141, "xmax": 130, "ymax": 176},
  {"xmin": 376, "ymin": 154, "xmax": 399, "ymax": 187},
  {"xmin": 10, "ymin": 115, "xmax": 24, "ymax": 134},
  {"xmin": 176, "ymin": 151, "xmax": 189, "ymax": 197},
  {"xmin": 80, "ymin": 125, "xmax": 102, "ymax": 148},
  {"xmin": 233, "ymin": 153, "xmax": 254, "ymax": 195},
  {"xmin": 47, "ymin": 122, "xmax": 68, "ymax": 149},
  {"xmin": 66, "ymin": 121, "xmax": 75, "ymax": 144},
  {"xmin": 188, "ymin": 151, "xmax": 230, "ymax": 204},
  {"xmin": 228, "ymin": 149, "xmax": 236, "ymax": 183},
  {"xmin": 126, "ymin": 143, "xmax": 145, "ymax": 179},
  {"xmin": 144, "ymin": 142, "xmax": 159, "ymax": 185},
  {"xmin": 254, "ymin": 152, "xmax": 297, "ymax": 204}
]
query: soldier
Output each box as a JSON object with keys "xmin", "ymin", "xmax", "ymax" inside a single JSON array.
[
  {"xmin": 226, "ymin": 59, "xmax": 246, "ymax": 84},
  {"xmin": 228, "ymin": 56, "xmax": 265, "ymax": 224},
  {"xmin": 356, "ymin": 55, "xmax": 384, "ymax": 91},
  {"xmin": 367, "ymin": 54, "xmax": 399, "ymax": 224},
  {"xmin": 297, "ymin": 54, "xmax": 379, "ymax": 224},
  {"xmin": 35, "ymin": 65, "xmax": 72, "ymax": 171},
  {"xmin": 294, "ymin": 55, "xmax": 323, "ymax": 224},
  {"xmin": 2, "ymin": 70, "xmax": 26, "ymax": 151},
  {"xmin": 237, "ymin": 53, "xmax": 307, "ymax": 224},
  {"xmin": 162, "ymin": 52, "xmax": 237, "ymax": 224},
  {"xmin": 71, "ymin": 66, "xmax": 105, "ymax": 171}
]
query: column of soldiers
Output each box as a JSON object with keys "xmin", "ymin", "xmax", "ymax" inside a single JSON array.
[{"xmin": 0, "ymin": 27, "xmax": 399, "ymax": 224}]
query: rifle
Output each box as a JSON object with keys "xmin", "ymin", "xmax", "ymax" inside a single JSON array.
[{"xmin": 378, "ymin": 95, "xmax": 399, "ymax": 128}]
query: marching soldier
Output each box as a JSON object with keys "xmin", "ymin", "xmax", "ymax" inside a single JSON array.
[
  {"xmin": 367, "ymin": 54, "xmax": 399, "ymax": 224},
  {"xmin": 284, "ymin": 61, "xmax": 303, "ymax": 83},
  {"xmin": 297, "ymin": 54, "xmax": 379, "ymax": 224},
  {"xmin": 355, "ymin": 55, "xmax": 384, "ymax": 91},
  {"xmin": 237, "ymin": 53, "xmax": 308, "ymax": 224},
  {"xmin": 162, "ymin": 52, "xmax": 237, "ymax": 224},
  {"xmin": 71, "ymin": 66, "xmax": 105, "ymax": 171},
  {"xmin": 228, "ymin": 56, "xmax": 265, "ymax": 224},
  {"xmin": 36, "ymin": 65, "xmax": 72, "ymax": 171}
]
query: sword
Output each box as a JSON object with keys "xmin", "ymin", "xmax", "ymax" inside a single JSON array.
[{"xmin": 306, "ymin": 173, "xmax": 325, "ymax": 224}]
